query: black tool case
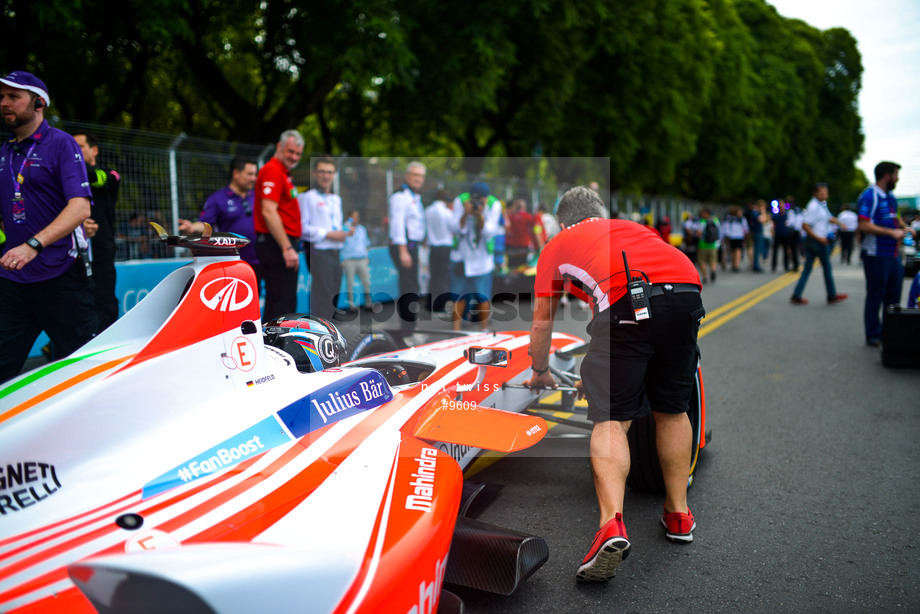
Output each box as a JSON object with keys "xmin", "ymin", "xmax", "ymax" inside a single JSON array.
[{"xmin": 882, "ymin": 305, "xmax": 920, "ymax": 368}]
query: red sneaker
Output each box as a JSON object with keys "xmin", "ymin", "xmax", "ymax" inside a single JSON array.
[
  {"xmin": 661, "ymin": 506, "xmax": 696, "ymax": 543},
  {"xmin": 790, "ymin": 296, "xmax": 808, "ymax": 305},
  {"xmin": 827, "ymin": 293, "xmax": 848, "ymax": 304},
  {"xmin": 576, "ymin": 513, "xmax": 631, "ymax": 582}
]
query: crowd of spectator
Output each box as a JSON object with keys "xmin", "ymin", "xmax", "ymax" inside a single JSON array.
[{"xmin": 676, "ymin": 193, "xmax": 907, "ymax": 284}]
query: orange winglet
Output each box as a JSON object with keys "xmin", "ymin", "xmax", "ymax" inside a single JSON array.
[{"xmin": 408, "ymin": 393, "xmax": 547, "ymax": 453}]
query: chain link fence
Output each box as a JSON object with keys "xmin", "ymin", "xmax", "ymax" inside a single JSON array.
[{"xmin": 55, "ymin": 120, "xmax": 723, "ymax": 258}]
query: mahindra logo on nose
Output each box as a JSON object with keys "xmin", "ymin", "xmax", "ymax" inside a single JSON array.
[{"xmin": 200, "ymin": 277, "xmax": 254, "ymax": 312}]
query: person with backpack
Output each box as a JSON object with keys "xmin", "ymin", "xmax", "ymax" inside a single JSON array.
[{"xmin": 697, "ymin": 207, "xmax": 720, "ymax": 284}]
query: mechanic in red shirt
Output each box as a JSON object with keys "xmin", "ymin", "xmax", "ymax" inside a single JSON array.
[
  {"xmin": 254, "ymin": 130, "xmax": 304, "ymax": 319},
  {"xmin": 524, "ymin": 186, "xmax": 705, "ymax": 582}
]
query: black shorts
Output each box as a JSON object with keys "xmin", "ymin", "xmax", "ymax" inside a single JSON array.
[{"xmin": 580, "ymin": 289, "xmax": 705, "ymax": 423}]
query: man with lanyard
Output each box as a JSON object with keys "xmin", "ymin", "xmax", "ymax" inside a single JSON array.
[
  {"xmin": 449, "ymin": 181, "xmax": 501, "ymax": 331},
  {"xmin": 790, "ymin": 183, "xmax": 848, "ymax": 306},
  {"xmin": 299, "ymin": 156, "xmax": 352, "ymax": 320},
  {"xmin": 857, "ymin": 161, "xmax": 912, "ymax": 346},
  {"xmin": 0, "ymin": 71, "xmax": 95, "ymax": 383},
  {"xmin": 73, "ymin": 131, "xmax": 121, "ymax": 332},
  {"xmin": 523, "ymin": 186, "xmax": 704, "ymax": 582},
  {"xmin": 180, "ymin": 155, "xmax": 259, "ymax": 285},
  {"xmin": 254, "ymin": 130, "xmax": 303, "ymax": 319},
  {"xmin": 388, "ymin": 161, "xmax": 426, "ymax": 333}
]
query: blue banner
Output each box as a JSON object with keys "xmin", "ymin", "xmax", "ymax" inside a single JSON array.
[
  {"xmin": 276, "ymin": 370, "xmax": 393, "ymax": 437},
  {"xmin": 142, "ymin": 415, "xmax": 292, "ymax": 499}
]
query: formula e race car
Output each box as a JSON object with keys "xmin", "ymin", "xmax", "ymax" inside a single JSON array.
[{"xmin": 0, "ymin": 225, "xmax": 708, "ymax": 614}]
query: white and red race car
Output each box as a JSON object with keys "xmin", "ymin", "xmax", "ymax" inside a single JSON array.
[{"xmin": 0, "ymin": 226, "xmax": 707, "ymax": 613}]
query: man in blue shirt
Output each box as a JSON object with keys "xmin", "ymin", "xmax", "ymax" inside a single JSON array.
[
  {"xmin": 857, "ymin": 161, "xmax": 913, "ymax": 346},
  {"xmin": 0, "ymin": 71, "xmax": 95, "ymax": 383},
  {"xmin": 341, "ymin": 210, "xmax": 372, "ymax": 311},
  {"xmin": 180, "ymin": 156, "xmax": 259, "ymax": 282},
  {"xmin": 743, "ymin": 200, "xmax": 765, "ymax": 272}
]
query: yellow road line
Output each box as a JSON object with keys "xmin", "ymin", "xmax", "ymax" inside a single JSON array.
[{"xmin": 699, "ymin": 271, "xmax": 798, "ymax": 338}]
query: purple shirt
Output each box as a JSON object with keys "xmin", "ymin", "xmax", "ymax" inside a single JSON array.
[
  {"xmin": 199, "ymin": 186, "xmax": 258, "ymax": 267},
  {"xmin": 0, "ymin": 120, "xmax": 92, "ymax": 283}
]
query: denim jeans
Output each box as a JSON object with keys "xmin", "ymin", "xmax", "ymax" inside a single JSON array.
[
  {"xmin": 752, "ymin": 232, "xmax": 766, "ymax": 270},
  {"xmin": 862, "ymin": 255, "xmax": 903, "ymax": 340},
  {"xmin": 792, "ymin": 237, "xmax": 836, "ymax": 299}
]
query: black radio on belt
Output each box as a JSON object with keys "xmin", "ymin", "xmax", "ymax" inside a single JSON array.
[{"xmin": 623, "ymin": 251, "xmax": 651, "ymax": 321}]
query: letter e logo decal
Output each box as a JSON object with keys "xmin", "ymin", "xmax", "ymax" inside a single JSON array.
[{"xmin": 233, "ymin": 336, "xmax": 256, "ymax": 372}]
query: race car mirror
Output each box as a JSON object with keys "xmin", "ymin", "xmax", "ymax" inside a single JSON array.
[{"xmin": 465, "ymin": 347, "xmax": 510, "ymax": 367}]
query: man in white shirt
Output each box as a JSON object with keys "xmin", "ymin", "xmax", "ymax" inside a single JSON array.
[
  {"xmin": 388, "ymin": 161, "xmax": 426, "ymax": 332},
  {"xmin": 341, "ymin": 210, "xmax": 372, "ymax": 311},
  {"xmin": 425, "ymin": 189, "xmax": 454, "ymax": 313},
  {"xmin": 299, "ymin": 156, "xmax": 353, "ymax": 319},
  {"xmin": 449, "ymin": 182, "xmax": 501, "ymax": 331},
  {"xmin": 836, "ymin": 204, "xmax": 859, "ymax": 265},
  {"xmin": 790, "ymin": 183, "xmax": 847, "ymax": 305}
]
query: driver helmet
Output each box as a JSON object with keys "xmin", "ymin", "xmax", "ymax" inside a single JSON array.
[{"xmin": 263, "ymin": 314, "xmax": 346, "ymax": 373}]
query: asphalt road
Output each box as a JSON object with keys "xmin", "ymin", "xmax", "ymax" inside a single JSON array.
[
  {"xmin": 17, "ymin": 257, "xmax": 916, "ymax": 612},
  {"xmin": 444, "ymin": 261, "xmax": 920, "ymax": 613}
]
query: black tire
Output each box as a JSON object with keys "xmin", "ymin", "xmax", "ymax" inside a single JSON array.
[
  {"xmin": 625, "ymin": 364, "xmax": 704, "ymax": 493},
  {"xmin": 337, "ymin": 321, "xmax": 401, "ymax": 362}
]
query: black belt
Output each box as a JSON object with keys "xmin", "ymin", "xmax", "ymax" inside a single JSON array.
[{"xmin": 648, "ymin": 283, "xmax": 700, "ymax": 297}]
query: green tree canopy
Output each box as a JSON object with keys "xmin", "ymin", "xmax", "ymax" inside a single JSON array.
[{"xmin": 0, "ymin": 0, "xmax": 864, "ymax": 204}]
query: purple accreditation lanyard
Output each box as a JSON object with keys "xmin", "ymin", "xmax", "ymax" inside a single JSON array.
[{"xmin": 10, "ymin": 141, "xmax": 38, "ymax": 223}]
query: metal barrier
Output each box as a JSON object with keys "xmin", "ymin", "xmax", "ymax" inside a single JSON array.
[{"xmin": 53, "ymin": 121, "xmax": 722, "ymax": 255}]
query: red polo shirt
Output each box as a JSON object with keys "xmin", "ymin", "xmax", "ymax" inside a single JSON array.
[
  {"xmin": 254, "ymin": 157, "xmax": 300, "ymax": 237},
  {"xmin": 535, "ymin": 218, "xmax": 700, "ymax": 312}
]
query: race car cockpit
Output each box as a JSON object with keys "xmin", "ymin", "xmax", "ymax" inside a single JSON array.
[{"xmin": 262, "ymin": 314, "xmax": 346, "ymax": 373}]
